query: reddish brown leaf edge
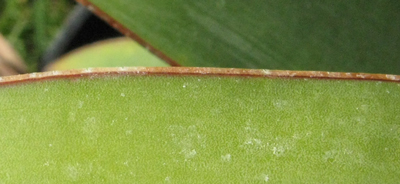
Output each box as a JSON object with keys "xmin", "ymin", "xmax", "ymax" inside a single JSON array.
[
  {"xmin": 75, "ymin": 0, "xmax": 181, "ymax": 67},
  {"xmin": 0, "ymin": 67, "xmax": 399, "ymax": 86}
]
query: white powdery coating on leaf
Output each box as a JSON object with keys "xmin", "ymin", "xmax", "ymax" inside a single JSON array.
[
  {"xmin": 272, "ymin": 146, "xmax": 285, "ymax": 156},
  {"xmin": 386, "ymin": 74, "xmax": 397, "ymax": 80},
  {"xmin": 43, "ymin": 161, "xmax": 49, "ymax": 166},
  {"xmin": 181, "ymin": 149, "xmax": 197, "ymax": 159},
  {"xmin": 52, "ymin": 71, "xmax": 61, "ymax": 75},
  {"xmin": 83, "ymin": 68, "xmax": 93, "ymax": 73},
  {"xmin": 356, "ymin": 74, "xmax": 366, "ymax": 78},
  {"xmin": 264, "ymin": 175, "xmax": 269, "ymax": 182},
  {"xmin": 29, "ymin": 73, "xmax": 37, "ymax": 78},
  {"xmin": 262, "ymin": 69, "xmax": 271, "ymax": 75},
  {"xmin": 78, "ymin": 100, "xmax": 84, "ymax": 108},
  {"xmin": 221, "ymin": 154, "xmax": 231, "ymax": 162},
  {"xmin": 329, "ymin": 72, "xmax": 341, "ymax": 78}
]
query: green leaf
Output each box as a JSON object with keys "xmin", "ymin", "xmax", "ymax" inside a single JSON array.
[
  {"xmin": 1, "ymin": 68, "xmax": 399, "ymax": 182},
  {"xmin": 44, "ymin": 37, "xmax": 169, "ymax": 71},
  {"xmin": 78, "ymin": 0, "xmax": 400, "ymax": 74}
]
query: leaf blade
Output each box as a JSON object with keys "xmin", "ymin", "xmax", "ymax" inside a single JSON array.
[
  {"xmin": 1, "ymin": 68, "xmax": 399, "ymax": 182},
  {"xmin": 78, "ymin": 0, "xmax": 400, "ymax": 74}
]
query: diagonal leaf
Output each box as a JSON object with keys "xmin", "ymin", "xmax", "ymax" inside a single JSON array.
[
  {"xmin": 0, "ymin": 68, "xmax": 399, "ymax": 182},
  {"xmin": 77, "ymin": 0, "xmax": 400, "ymax": 74}
]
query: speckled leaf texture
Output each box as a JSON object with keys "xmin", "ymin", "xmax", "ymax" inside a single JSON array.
[
  {"xmin": 0, "ymin": 69, "xmax": 399, "ymax": 183},
  {"xmin": 78, "ymin": 0, "xmax": 400, "ymax": 74}
]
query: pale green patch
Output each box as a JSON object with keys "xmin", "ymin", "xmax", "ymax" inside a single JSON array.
[{"xmin": 45, "ymin": 38, "xmax": 169, "ymax": 71}]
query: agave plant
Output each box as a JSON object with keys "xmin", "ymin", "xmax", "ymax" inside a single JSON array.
[{"xmin": 0, "ymin": 0, "xmax": 399, "ymax": 183}]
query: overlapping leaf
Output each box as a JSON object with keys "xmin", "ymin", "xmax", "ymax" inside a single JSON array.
[{"xmin": 83, "ymin": 0, "xmax": 399, "ymax": 74}]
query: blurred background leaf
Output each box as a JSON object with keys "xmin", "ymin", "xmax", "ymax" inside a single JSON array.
[
  {"xmin": 0, "ymin": 34, "xmax": 27, "ymax": 75},
  {"xmin": 0, "ymin": 0, "xmax": 73, "ymax": 72},
  {"xmin": 84, "ymin": 0, "xmax": 400, "ymax": 74},
  {"xmin": 43, "ymin": 37, "xmax": 169, "ymax": 71}
]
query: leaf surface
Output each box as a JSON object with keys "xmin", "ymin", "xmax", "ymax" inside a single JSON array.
[
  {"xmin": 0, "ymin": 68, "xmax": 399, "ymax": 182},
  {"xmin": 79, "ymin": 0, "xmax": 400, "ymax": 74}
]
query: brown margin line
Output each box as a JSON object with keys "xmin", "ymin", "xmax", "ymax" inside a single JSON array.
[
  {"xmin": 0, "ymin": 67, "xmax": 399, "ymax": 86},
  {"xmin": 75, "ymin": 0, "xmax": 181, "ymax": 67}
]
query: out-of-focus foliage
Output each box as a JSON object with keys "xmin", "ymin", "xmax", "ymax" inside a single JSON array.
[
  {"xmin": 0, "ymin": 0, "xmax": 74, "ymax": 71},
  {"xmin": 44, "ymin": 37, "xmax": 169, "ymax": 71}
]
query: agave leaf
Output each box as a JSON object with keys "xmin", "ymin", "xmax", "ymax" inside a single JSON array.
[
  {"xmin": 44, "ymin": 37, "xmax": 169, "ymax": 71},
  {"xmin": 77, "ymin": 0, "xmax": 400, "ymax": 74},
  {"xmin": 0, "ymin": 68, "xmax": 399, "ymax": 182}
]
